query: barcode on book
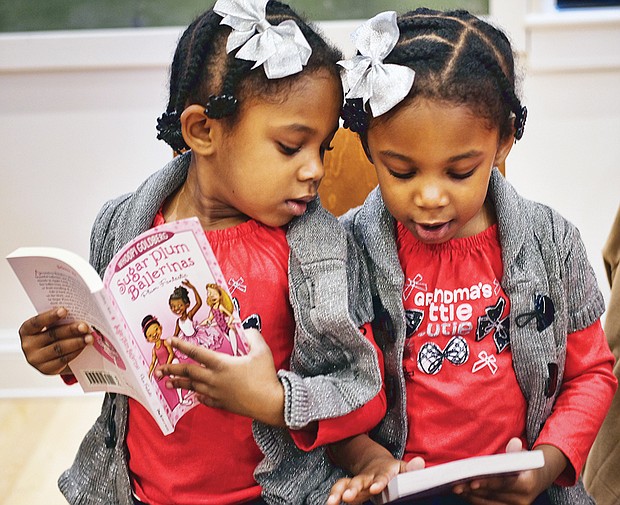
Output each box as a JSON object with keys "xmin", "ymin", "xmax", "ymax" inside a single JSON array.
[{"xmin": 84, "ymin": 370, "xmax": 121, "ymax": 387}]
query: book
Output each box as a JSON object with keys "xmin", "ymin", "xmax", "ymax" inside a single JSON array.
[
  {"xmin": 7, "ymin": 217, "xmax": 248, "ymax": 435},
  {"xmin": 376, "ymin": 450, "xmax": 545, "ymax": 504}
]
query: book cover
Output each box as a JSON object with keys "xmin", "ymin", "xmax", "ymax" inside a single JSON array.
[
  {"xmin": 7, "ymin": 217, "xmax": 248, "ymax": 435},
  {"xmin": 376, "ymin": 450, "xmax": 545, "ymax": 504}
]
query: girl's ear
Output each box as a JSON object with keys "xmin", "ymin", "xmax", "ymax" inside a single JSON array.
[
  {"xmin": 180, "ymin": 104, "xmax": 221, "ymax": 155},
  {"xmin": 494, "ymin": 134, "xmax": 514, "ymax": 168}
]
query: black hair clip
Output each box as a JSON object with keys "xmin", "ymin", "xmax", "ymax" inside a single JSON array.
[
  {"xmin": 515, "ymin": 294, "xmax": 555, "ymax": 332},
  {"xmin": 341, "ymin": 98, "xmax": 369, "ymax": 134},
  {"xmin": 156, "ymin": 110, "xmax": 187, "ymax": 153},
  {"xmin": 204, "ymin": 94, "xmax": 238, "ymax": 119},
  {"xmin": 514, "ymin": 105, "xmax": 527, "ymax": 141}
]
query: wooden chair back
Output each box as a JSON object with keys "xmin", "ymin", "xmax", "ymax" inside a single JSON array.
[{"xmin": 319, "ymin": 128, "xmax": 377, "ymax": 216}]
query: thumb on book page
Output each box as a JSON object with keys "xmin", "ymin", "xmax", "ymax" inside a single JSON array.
[{"xmin": 505, "ymin": 437, "xmax": 524, "ymax": 453}]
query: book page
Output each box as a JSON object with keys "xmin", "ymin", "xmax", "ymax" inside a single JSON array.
[
  {"xmin": 6, "ymin": 249, "xmax": 111, "ymax": 335},
  {"xmin": 34, "ymin": 263, "xmax": 108, "ymax": 326}
]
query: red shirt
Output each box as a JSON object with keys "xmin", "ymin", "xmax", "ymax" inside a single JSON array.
[
  {"xmin": 128, "ymin": 217, "xmax": 294, "ymax": 505},
  {"xmin": 396, "ymin": 222, "xmax": 615, "ymax": 484}
]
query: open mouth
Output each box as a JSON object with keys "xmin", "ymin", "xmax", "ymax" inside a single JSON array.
[
  {"xmin": 286, "ymin": 195, "xmax": 316, "ymax": 216},
  {"xmin": 414, "ymin": 221, "xmax": 452, "ymax": 243},
  {"xmin": 286, "ymin": 199, "xmax": 310, "ymax": 216},
  {"xmin": 420, "ymin": 223, "xmax": 446, "ymax": 230}
]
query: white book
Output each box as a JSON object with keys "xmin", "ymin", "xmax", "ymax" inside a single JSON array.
[{"xmin": 376, "ymin": 450, "xmax": 545, "ymax": 504}]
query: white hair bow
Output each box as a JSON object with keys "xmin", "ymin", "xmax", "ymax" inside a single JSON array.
[
  {"xmin": 214, "ymin": 0, "xmax": 312, "ymax": 79},
  {"xmin": 339, "ymin": 11, "xmax": 415, "ymax": 116}
]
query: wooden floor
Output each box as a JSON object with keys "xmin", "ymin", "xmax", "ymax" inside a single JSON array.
[{"xmin": 0, "ymin": 395, "xmax": 103, "ymax": 505}]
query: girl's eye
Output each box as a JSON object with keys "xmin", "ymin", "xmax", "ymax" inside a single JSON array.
[
  {"xmin": 386, "ymin": 167, "xmax": 415, "ymax": 180},
  {"xmin": 450, "ymin": 168, "xmax": 476, "ymax": 180},
  {"xmin": 278, "ymin": 142, "xmax": 301, "ymax": 156}
]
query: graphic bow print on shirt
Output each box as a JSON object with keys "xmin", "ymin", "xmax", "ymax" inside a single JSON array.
[
  {"xmin": 476, "ymin": 297, "xmax": 510, "ymax": 353},
  {"xmin": 405, "ymin": 309, "xmax": 424, "ymax": 338},
  {"xmin": 417, "ymin": 336, "xmax": 469, "ymax": 375}
]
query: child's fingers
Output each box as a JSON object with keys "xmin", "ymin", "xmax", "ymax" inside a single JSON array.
[
  {"xmin": 341, "ymin": 476, "xmax": 369, "ymax": 504},
  {"xmin": 19, "ymin": 308, "xmax": 67, "ymax": 336},
  {"xmin": 163, "ymin": 375, "xmax": 195, "ymax": 391},
  {"xmin": 403, "ymin": 456, "xmax": 425, "ymax": 472},
  {"xmin": 157, "ymin": 361, "xmax": 208, "ymax": 381},
  {"xmin": 341, "ymin": 474, "xmax": 380, "ymax": 503},
  {"xmin": 33, "ymin": 345, "xmax": 85, "ymax": 375},
  {"xmin": 38, "ymin": 335, "xmax": 89, "ymax": 362},
  {"xmin": 20, "ymin": 313, "xmax": 90, "ymax": 351},
  {"xmin": 42, "ymin": 322, "xmax": 91, "ymax": 345},
  {"xmin": 163, "ymin": 376, "xmax": 226, "ymax": 409},
  {"xmin": 242, "ymin": 328, "xmax": 268, "ymax": 353},
  {"xmin": 160, "ymin": 366, "xmax": 212, "ymax": 397},
  {"xmin": 157, "ymin": 362, "xmax": 228, "ymax": 401},
  {"xmin": 505, "ymin": 437, "xmax": 524, "ymax": 453},
  {"xmin": 19, "ymin": 308, "xmax": 91, "ymax": 375},
  {"xmin": 367, "ymin": 473, "xmax": 391, "ymax": 495},
  {"xmin": 328, "ymin": 477, "xmax": 352, "ymax": 504},
  {"xmin": 169, "ymin": 337, "xmax": 225, "ymax": 366}
]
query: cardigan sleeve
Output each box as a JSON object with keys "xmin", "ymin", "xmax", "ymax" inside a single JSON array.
[
  {"xmin": 289, "ymin": 323, "xmax": 387, "ymax": 451},
  {"xmin": 560, "ymin": 222, "xmax": 605, "ymax": 332},
  {"xmin": 280, "ymin": 203, "xmax": 381, "ymax": 430},
  {"xmin": 534, "ymin": 320, "xmax": 617, "ymax": 486}
]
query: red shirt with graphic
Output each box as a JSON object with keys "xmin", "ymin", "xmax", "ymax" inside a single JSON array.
[{"xmin": 396, "ymin": 222, "xmax": 615, "ymax": 485}]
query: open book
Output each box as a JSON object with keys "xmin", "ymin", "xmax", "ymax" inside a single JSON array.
[
  {"xmin": 376, "ymin": 450, "xmax": 545, "ymax": 504},
  {"xmin": 7, "ymin": 217, "xmax": 248, "ymax": 435}
]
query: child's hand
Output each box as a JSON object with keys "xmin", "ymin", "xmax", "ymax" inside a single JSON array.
[
  {"xmin": 18, "ymin": 307, "xmax": 92, "ymax": 375},
  {"xmin": 327, "ymin": 454, "xmax": 425, "ymax": 504},
  {"xmin": 453, "ymin": 438, "xmax": 567, "ymax": 505},
  {"xmin": 155, "ymin": 329, "xmax": 285, "ymax": 426}
]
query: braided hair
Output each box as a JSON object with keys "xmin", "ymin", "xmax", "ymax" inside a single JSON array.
[
  {"xmin": 156, "ymin": 1, "xmax": 343, "ymax": 153},
  {"xmin": 348, "ymin": 8, "xmax": 526, "ymax": 142}
]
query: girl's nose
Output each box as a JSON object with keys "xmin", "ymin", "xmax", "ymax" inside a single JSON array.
[
  {"xmin": 298, "ymin": 154, "xmax": 324, "ymax": 183},
  {"xmin": 413, "ymin": 181, "xmax": 449, "ymax": 209}
]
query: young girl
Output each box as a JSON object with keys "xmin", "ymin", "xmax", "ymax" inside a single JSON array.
[
  {"xmin": 16, "ymin": 1, "xmax": 384, "ymax": 504},
  {"xmin": 326, "ymin": 9, "xmax": 617, "ymax": 505}
]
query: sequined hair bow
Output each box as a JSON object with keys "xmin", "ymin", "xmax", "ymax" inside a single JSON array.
[
  {"xmin": 338, "ymin": 11, "xmax": 415, "ymax": 117},
  {"xmin": 213, "ymin": 0, "xmax": 312, "ymax": 79}
]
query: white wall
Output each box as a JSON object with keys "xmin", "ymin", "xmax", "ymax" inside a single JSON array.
[{"xmin": 1, "ymin": 6, "xmax": 619, "ymax": 396}]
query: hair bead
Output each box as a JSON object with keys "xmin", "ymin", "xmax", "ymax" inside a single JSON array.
[
  {"xmin": 155, "ymin": 111, "xmax": 188, "ymax": 153},
  {"xmin": 341, "ymin": 98, "xmax": 369, "ymax": 134},
  {"xmin": 514, "ymin": 106, "xmax": 527, "ymax": 140},
  {"xmin": 204, "ymin": 94, "xmax": 239, "ymax": 119}
]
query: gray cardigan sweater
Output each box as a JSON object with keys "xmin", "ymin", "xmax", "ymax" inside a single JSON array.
[
  {"xmin": 57, "ymin": 152, "xmax": 381, "ymax": 505},
  {"xmin": 340, "ymin": 169, "xmax": 605, "ymax": 505}
]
